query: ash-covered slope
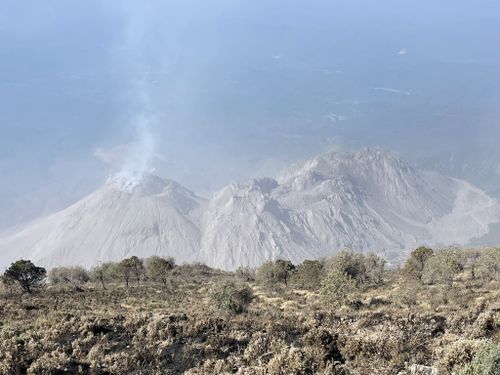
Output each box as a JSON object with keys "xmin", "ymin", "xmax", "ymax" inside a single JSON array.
[
  {"xmin": 0, "ymin": 174, "xmax": 206, "ymax": 269},
  {"xmin": 200, "ymin": 149, "xmax": 500, "ymax": 268},
  {"xmin": 1, "ymin": 149, "xmax": 499, "ymax": 270},
  {"xmin": 416, "ymin": 149, "xmax": 500, "ymax": 199},
  {"xmin": 276, "ymin": 149, "xmax": 499, "ymax": 261},
  {"xmin": 199, "ymin": 178, "xmax": 321, "ymax": 270}
]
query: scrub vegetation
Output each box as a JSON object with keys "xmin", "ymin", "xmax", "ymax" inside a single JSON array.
[{"xmin": 0, "ymin": 247, "xmax": 499, "ymax": 374}]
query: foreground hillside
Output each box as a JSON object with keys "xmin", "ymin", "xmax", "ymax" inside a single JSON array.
[{"xmin": 0, "ymin": 247, "xmax": 499, "ymax": 374}]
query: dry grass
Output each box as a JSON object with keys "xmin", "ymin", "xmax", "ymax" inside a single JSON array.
[{"xmin": 0, "ymin": 266, "xmax": 498, "ymax": 375}]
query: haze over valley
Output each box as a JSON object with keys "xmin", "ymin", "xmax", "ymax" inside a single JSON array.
[
  {"xmin": 1, "ymin": 0, "xmax": 500, "ymax": 233},
  {"xmin": 1, "ymin": 2, "xmax": 500, "ymax": 374}
]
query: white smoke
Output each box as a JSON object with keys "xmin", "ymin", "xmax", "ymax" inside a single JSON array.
[
  {"xmin": 95, "ymin": 71, "xmax": 160, "ymax": 189},
  {"xmin": 117, "ymin": 115, "xmax": 156, "ymax": 187},
  {"xmin": 112, "ymin": 2, "xmax": 163, "ymax": 188}
]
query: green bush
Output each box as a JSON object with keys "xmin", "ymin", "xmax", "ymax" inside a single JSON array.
[
  {"xmin": 422, "ymin": 248, "xmax": 464, "ymax": 287},
  {"xmin": 476, "ymin": 248, "xmax": 500, "ymax": 283},
  {"xmin": 118, "ymin": 256, "xmax": 144, "ymax": 287},
  {"xmin": 289, "ymin": 260, "xmax": 324, "ymax": 291},
  {"xmin": 174, "ymin": 262, "xmax": 213, "ymax": 277},
  {"xmin": 319, "ymin": 251, "xmax": 387, "ymax": 309},
  {"xmin": 90, "ymin": 262, "xmax": 119, "ymax": 289},
  {"xmin": 256, "ymin": 260, "xmax": 295, "ymax": 288},
  {"xmin": 144, "ymin": 256, "xmax": 175, "ymax": 285},
  {"xmin": 2, "ymin": 260, "xmax": 47, "ymax": 294},
  {"xmin": 458, "ymin": 341, "xmax": 500, "ymax": 375},
  {"xmin": 209, "ymin": 281, "xmax": 254, "ymax": 314},
  {"xmin": 49, "ymin": 266, "xmax": 90, "ymax": 290},
  {"xmin": 235, "ymin": 266, "xmax": 256, "ymax": 282},
  {"xmin": 324, "ymin": 250, "xmax": 385, "ymax": 290},
  {"xmin": 0, "ymin": 274, "xmax": 17, "ymax": 294},
  {"xmin": 327, "ymin": 250, "xmax": 366, "ymax": 286},
  {"xmin": 363, "ymin": 253, "xmax": 386, "ymax": 286},
  {"xmin": 403, "ymin": 246, "xmax": 434, "ymax": 282},
  {"xmin": 393, "ymin": 280, "xmax": 420, "ymax": 308},
  {"xmin": 320, "ymin": 267, "xmax": 356, "ymax": 309}
]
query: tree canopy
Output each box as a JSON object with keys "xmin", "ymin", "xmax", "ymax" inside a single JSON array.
[{"xmin": 3, "ymin": 260, "xmax": 47, "ymax": 293}]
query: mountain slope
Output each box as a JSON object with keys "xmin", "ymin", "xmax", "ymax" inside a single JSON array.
[
  {"xmin": 416, "ymin": 149, "xmax": 500, "ymax": 199},
  {"xmin": 0, "ymin": 174, "xmax": 206, "ymax": 269},
  {"xmin": 276, "ymin": 149, "xmax": 498, "ymax": 261},
  {"xmin": 1, "ymin": 149, "xmax": 499, "ymax": 270},
  {"xmin": 199, "ymin": 178, "xmax": 321, "ymax": 270},
  {"xmin": 200, "ymin": 149, "xmax": 500, "ymax": 268}
]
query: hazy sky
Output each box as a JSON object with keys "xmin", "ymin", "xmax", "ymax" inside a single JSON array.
[{"xmin": 1, "ymin": 0, "xmax": 500, "ymax": 228}]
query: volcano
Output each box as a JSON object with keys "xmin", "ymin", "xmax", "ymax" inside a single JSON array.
[{"xmin": 1, "ymin": 149, "xmax": 499, "ymax": 270}]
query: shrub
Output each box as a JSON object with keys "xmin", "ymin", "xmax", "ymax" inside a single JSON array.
[
  {"xmin": 209, "ymin": 281, "xmax": 254, "ymax": 314},
  {"xmin": 458, "ymin": 341, "xmax": 500, "ymax": 375},
  {"xmin": 256, "ymin": 260, "xmax": 295, "ymax": 288},
  {"xmin": 324, "ymin": 250, "xmax": 385, "ymax": 290},
  {"xmin": 465, "ymin": 249, "xmax": 483, "ymax": 280},
  {"xmin": 0, "ymin": 274, "xmax": 16, "ymax": 294},
  {"xmin": 118, "ymin": 256, "xmax": 144, "ymax": 287},
  {"xmin": 319, "ymin": 251, "xmax": 388, "ymax": 309},
  {"xmin": 290, "ymin": 260, "xmax": 324, "ymax": 291},
  {"xmin": 476, "ymin": 248, "xmax": 500, "ymax": 283},
  {"xmin": 90, "ymin": 262, "xmax": 118, "ymax": 289},
  {"xmin": 327, "ymin": 250, "xmax": 367, "ymax": 286},
  {"xmin": 235, "ymin": 266, "xmax": 256, "ymax": 282},
  {"xmin": 436, "ymin": 339, "xmax": 483, "ymax": 374},
  {"xmin": 267, "ymin": 344, "xmax": 314, "ymax": 375},
  {"xmin": 175, "ymin": 262, "xmax": 213, "ymax": 277},
  {"xmin": 363, "ymin": 253, "xmax": 386, "ymax": 286},
  {"xmin": 144, "ymin": 256, "xmax": 175, "ymax": 285},
  {"xmin": 2, "ymin": 260, "xmax": 46, "ymax": 293},
  {"xmin": 320, "ymin": 267, "xmax": 356, "ymax": 309},
  {"xmin": 403, "ymin": 246, "xmax": 434, "ymax": 281},
  {"xmin": 422, "ymin": 248, "xmax": 464, "ymax": 287},
  {"xmin": 49, "ymin": 266, "xmax": 90, "ymax": 290},
  {"xmin": 393, "ymin": 280, "xmax": 420, "ymax": 308}
]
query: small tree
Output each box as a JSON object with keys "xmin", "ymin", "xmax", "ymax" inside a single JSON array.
[
  {"xmin": 1, "ymin": 274, "xmax": 16, "ymax": 295},
  {"xmin": 235, "ymin": 266, "xmax": 256, "ymax": 282},
  {"xmin": 464, "ymin": 249, "xmax": 482, "ymax": 280},
  {"xmin": 274, "ymin": 259, "xmax": 295, "ymax": 286},
  {"xmin": 332, "ymin": 250, "xmax": 364, "ymax": 276},
  {"xmin": 403, "ymin": 246, "xmax": 434, "ymax": 282},
  {"xmin": 91, "ymin": 262, "xmax": 118, "ymax": 290},
  {"xmin": 144, "ymin": 256, "xmax": 175, "ymax": 285},
  {"xmin": 475, "ymin": 248, "xmax": 500, "ymax": 283},
  {"xmin": 118, "ymin": 256, "xmax": 144, "ymax": 288},
  {"xmin": 290, "ymin": 260, "xmax": 324, "ymax": 291},
  {"xmin": 363, "ymin": 253, "xmax": 386, "ymax": 286},
  {"xmin": 256, "ymin": 259, "xmax": 295, "ymax": 289},
  {"xmin": 49, "ymin": 266, "xmax": 90, "ymax": 291},
  {"xmin": 326, "ymin": 250, "xmax": 369, "ymax": 289},
  {"xmin": 393, "ymin": 280, "xmax": 420, "ymax": 309},
  {"xmin": 3, "ymin": 260, "xmax": 46, "ymax": 294},
  {"xmin": 209, "ymin": 281, "xmax": 254, "ymax": 314},
  {"xmin": 422, "ymin": 248, "xmax": 464, "ymax": 287},
  {"xmin": 320, "ymin": 267, "xmax": 356, "ymax": 309}
]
